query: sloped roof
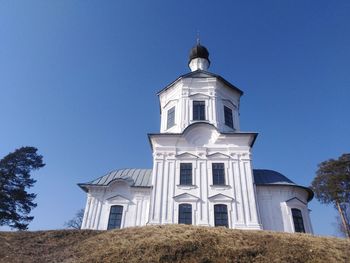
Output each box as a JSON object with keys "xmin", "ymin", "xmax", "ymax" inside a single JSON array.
[
  {"xmin": 78, "ymin": 168, "xmax": 152, "ymax": 192},
  {"xmin": 78, "ymin": 168, "xmax": 313, "ymax": 201},
  {"xmin": 253, "ymin": 169, "xmax": 295, "ymax": 185},
  {"xmin": 157, "ymin": 70, "xmax": 243, "ymax": 96},
  {"xmin": 253, "ymin": 169, "xmax": 314, "ymax": 201}
]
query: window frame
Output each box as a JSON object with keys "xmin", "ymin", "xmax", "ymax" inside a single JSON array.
[
  {"xmin": 291, "ymin": 208, "xmax": 305, "ymax": 233},
  {"xmin": 212, "ymin": 163, "xmax": 226, "ymax": 185},
  {"xmin": 167, "ymin": 106, "xmax": 175, "ymax": 129},
  {"xmin": 192, "ymin": 100, "xmax": 206, "ymax": 121},
  {"xmin": 224, "ymin": 105, "xmax": 234, "ymax": 129},
  {"xmin": 107, "ymin": 205, "xmax": 123, "ymax": 230},
  {"xmin": 214, "ymin": 204, "xmax": 229, "ymax": 227},
  {"xmin": 180, "ymin": 163, "xmax": 193, "ymax": 185},
  {"xmin": 178, "ymin": 203, "xmax": 192, "ymax": 225}
]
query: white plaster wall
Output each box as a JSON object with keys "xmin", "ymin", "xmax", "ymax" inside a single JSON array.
[
  {"xmin": 148, "ymin": 126, "xmax": 261, "ymax": 230},
  {"xmin": 81, "ymin": 182, "xmax": 151, "ymax": 230},
  {"xmin": 159, "ymin": 77, "xmax": 241, "ymax": 133},
  {"xmin": 256, "ymin": 185, "xmax": 313, "ymax": 233}
]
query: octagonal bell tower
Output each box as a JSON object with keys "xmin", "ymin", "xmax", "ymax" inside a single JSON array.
[{"xmin": 158, "ymin": 43, "xmax": 242, "ymax": 134}]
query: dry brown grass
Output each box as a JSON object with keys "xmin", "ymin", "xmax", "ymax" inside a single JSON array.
[{"xmin": 0, "ymin": 225, "xmax": 349, "ymax": 263}]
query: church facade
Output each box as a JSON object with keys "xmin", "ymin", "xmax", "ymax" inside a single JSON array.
[{"xmin": 79, "ymin": 43, "xmax": 313, "ymax": 233}]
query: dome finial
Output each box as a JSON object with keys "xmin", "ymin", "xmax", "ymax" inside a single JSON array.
[{"xmin": 188, "ymin": 38, "xmax": 210, "ymax": 71}]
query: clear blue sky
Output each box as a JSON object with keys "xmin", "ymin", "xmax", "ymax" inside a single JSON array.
[{"xmin": 0, "ymin": 1, "xmax": 349, "ymax": 237}]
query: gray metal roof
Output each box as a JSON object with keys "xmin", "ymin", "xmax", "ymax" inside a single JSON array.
[
  {"xmin": 78, "ymin": 168, "xmax": 152, "ymax": 192},
  {"xmin": 78, "ymin": 168, "xmax": 313, "ymax": 201},
  {"xmin": 253, "ymin": 169, "xmax": 313, "ymax": 201},
  {"xmin": 253, "ymin": 169, "xmax": 295, "ymax": 185}
]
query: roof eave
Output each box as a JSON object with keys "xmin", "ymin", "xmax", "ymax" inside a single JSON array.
[
  {"xmin": 156, "ymin": 70, "xmax": 244, "ymax": 96},
  {"xmin": 77, "ymin": 183, "xmax": 89, "ymax": 193},
  {"xmin": 250, "ymin": 133, "xmax": 258, "ymax": 147}
]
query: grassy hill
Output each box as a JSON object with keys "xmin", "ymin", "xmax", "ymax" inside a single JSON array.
[{"xmin": 0, "ymin": 225, "xmax": 349, "ymax": 263}]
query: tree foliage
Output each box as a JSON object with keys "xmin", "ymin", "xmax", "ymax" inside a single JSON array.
[
  {"xmin": 0, "ymin": 147, "xmax": 45, "ymax": 230},
  {"xmin": 311, "ymin": 153, "xmax": 350, "ymax": 237},
  {"xmin": 64, "ymin": 209, "xmax": 84, "ymax": 229}
]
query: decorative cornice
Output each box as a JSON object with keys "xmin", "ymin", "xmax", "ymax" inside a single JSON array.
[
  {"xmin": 173, "ymin": 193, "xmax": 201, "ymax": 202},
  {"xmin": 208, "ymin": 193, "xmax": 234, "ymax": 202}
]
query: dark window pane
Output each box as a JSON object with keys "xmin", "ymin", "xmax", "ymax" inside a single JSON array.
[
  {"xmin": 214, "ymin": 204, "xmax": 228, "ymax": 227},
  {"xmin": 212, "ymin": 163, "xmax": 225, "ymax": 185},
  {"xmin": 179, "ymin": 204, "xmax": 192, "ymax": 224},
  {"xmin": 193, "ymin": 101, "xmax": 205, "ymax": 120},
  {"xmin": 180, "ymin": 163, "xmax": 192, "ymax": 185},
  {"xmin": 167, "ymin": 106, "xmax": 175, "ymax": 129},
  {"xmin": 292, "ymin": 208, "xmax": 305, "ymax": 233},
  {"xmin": 224, "ymin": 106, "xmax": 233, "ymax": 128},
  {"xmin": 107, "ymin": 205, "xmax": 123, "ymax": 230}
]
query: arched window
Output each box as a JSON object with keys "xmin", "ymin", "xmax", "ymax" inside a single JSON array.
[
  {"xmin": 214, "ymin": 204, "xmax": 228, "ymax": 227},
  {"xmin": 178, "ymin": 204, "xmax": 192, "ymax": 224},
  {"xmin": 291, "ymin": 208, "xmax": 305, "ymax": 233},
  {"xmin": 107, "ymin": 205, "xmax": 123, "ymax": 230}
]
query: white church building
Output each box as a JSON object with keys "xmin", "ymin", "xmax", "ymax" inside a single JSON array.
[{"xmin": 79, "ymin": 43, "xmax": 314, "ymax": 234}]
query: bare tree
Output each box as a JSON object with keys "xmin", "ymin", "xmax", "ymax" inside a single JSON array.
[{"xmin": 64, "ymin": 209, "xmax": 84, "ymax": 229}]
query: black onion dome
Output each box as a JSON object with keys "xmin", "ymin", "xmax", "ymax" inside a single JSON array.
[{"xmin": 188, "ymin": 44, "xmax": 210, "ymax": 64}]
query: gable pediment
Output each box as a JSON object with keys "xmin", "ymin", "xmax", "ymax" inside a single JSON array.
[
  {"xmin": 188, "ymin": 92, "xmax": 211, "ymax": 99},
  {"xmin": 176, "ymin": 152, "xmax": 199, "ymax": 159},
  {"xmin": 163, "ymin": 99, "xmax": 179, "ymax": 109},
  {"xmin": 208, "ymin": 193, "xmax": 234, "ymax": 202},
  {"xmin": 109, "ymin": 178, "xmax": 134, "ymax": 187},
  {"xmin": 106, "ymin": 194, "xmax": 133, "ymax": 204},
  {"xmin": 222, "ymin": 99, "xmax": 237, "ymax": 109},
  {"xmin": 173, "ymin": 193, "xmax": 200, "ymax": 202},
  {"xmin": 206, "ymin": 152, "xmax": 231, "ymax": 159},
  {"xmin": 285, "ymin": 197, "xmax": 307, "ymax": 206}
]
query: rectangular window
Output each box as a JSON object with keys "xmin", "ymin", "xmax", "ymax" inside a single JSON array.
[
  {"xmin": 214, "ymin": 204, "xmax": 229, "ymax": 227},
  {"xmin": 107, "ymin": 205, "xmax": 123, "ymax": 230},
  {"xmin": 292, "ymin": 208, "xmax": 305, "ymax": 233},
  {"xmin": 212, "ymin": 163, "xmax": 225, "ymax": 185},
  {"xmin": 224, "ymin": 106, "xmax": 233, "ymax": 128},
  {"xmin": 180, "ymin": 163, "xmax": 192, "ymax": 185},
  {"xmin": 193, "ymin": 101, "xmax": 205, "ymax": 120},
  {"xmin": 179, "ymin": 204, "xmax": 192, "ymax": 224},
  {"xmin": 167, "ymin": 106, "xmax": 175, "ymax": 129}
]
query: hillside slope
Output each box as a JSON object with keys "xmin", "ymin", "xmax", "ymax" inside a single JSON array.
[{"xmin": 0, "ymin": 225, "xmax": 349, "ymax": 263}]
